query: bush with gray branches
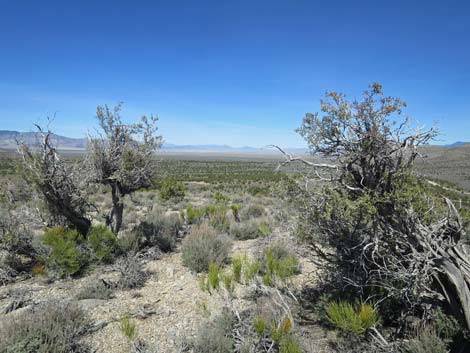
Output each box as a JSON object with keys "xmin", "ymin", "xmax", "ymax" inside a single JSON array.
[
  {"xmin": 279, "ymin": 82, "xmax": 470, "ymax": 347},
  {"xmin": 85, "ymin": 103, "xmax": 162, "ymax": 234},
  {"xmin": 17, "ymin": 123, "xmax": 91, "ymax": 235}
]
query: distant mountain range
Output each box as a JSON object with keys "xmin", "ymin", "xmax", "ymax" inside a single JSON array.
[
  {"xmin": 446, "ymin": 141, "xmax": 469, "ymax": 147},
  {"xmin": 0, "ymin": 130, "xmax": 307, "ymax": 153},
  {"xmin": 1, "ymin": 130, "xmax": 467, "ymax": 154},
  {"xmin": 0, "ymin": 130, "xmax": 86, "ymax": 150}
]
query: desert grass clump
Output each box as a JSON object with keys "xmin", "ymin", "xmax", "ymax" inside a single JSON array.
[
  {"xmin": 326, "ymin": 301, "xmax": 379, "ymax": 335},
  {"xmin": 279, "ymin": 336, "xmax": 302, "ymax": 353},
  {"xmin": 232, "ymin": 255, "xmax": 243, "ymax": 283},
  {"xmin": 119, "ymin": 315, "xmax": 137, "ymax": 341},
  {"xmin": 260, "ymin": 243, "xmax": 299, "ymax": 285},
  {"xmin": 252, "ymin": 310, "xmax": 302, "ymax": 353},
  {"xmin": 243, "ymin": 257, "xmax": 260, "ymax": 283},
  {"xmin": 182, "ymin": 223, "xmax": 232, "ymax": 273},
  {"xmin": 206, "ymin": 205, "xmax": 230, "ymax": 232},
  {"xmin": 199, "ymin": 262, "xmax": 235, "ymax": 296},
  {"xmin": 0, "ymin": 301, "xmax": 89, "ymax": 353}
]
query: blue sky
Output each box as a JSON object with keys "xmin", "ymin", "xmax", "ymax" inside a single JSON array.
[{"xmin": 0, "ymin": 0, "xmax": 469, "ymax": 147}]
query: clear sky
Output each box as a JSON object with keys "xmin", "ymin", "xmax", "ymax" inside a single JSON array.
[{"xmin": 0, "ymin": 0, "xmax": 469, "ymax": 147}]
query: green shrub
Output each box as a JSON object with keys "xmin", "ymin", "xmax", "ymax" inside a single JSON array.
[
  {"xmin": 159, "ymin": 179, "xmax": 186, "ymax": 201},
  {"xmin": 133, "ymin": 210, "xmax": 182, "ymax": 252},
  {"xmin": 87, "ymin": 224, "xmax": 117, "ymax": 262},
  {"xmin": 181, "ymin": 223, "xmax": 232, "ymax": 273},
  {"xmin": 0, "ymin": 301, "xmax": 88, "ymax": 353},
  {"xmin": 230, "ymin": 204, "xmax": 240, "ymax": 222},
  {"xmin": 240, "ymin": 204, "xmax": 266, "ymax": 220},
  {"xmin": 192, "ymin": 311, "xmax": 235, "ymax": 353},
  {"xmin": 76, "ymin": 279, "xmax": 113, "ymax": 300},
  {"xmin": 213, "ymin": 192, "xmax": 230, "ymax": 205},
  {"xmin": 41, "ymin": 226, "xmax": 88, "ymax": 277},
  {"xmin": 326, "ymin": 301, "xmax": 379, "ymax": 335},
  {"xmin": 185, "ymin": 205, "xmax": 205, "ymax": 224}
]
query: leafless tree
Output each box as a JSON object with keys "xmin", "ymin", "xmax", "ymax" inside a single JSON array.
[
  {"xmin": 277, "ymin": 82, "xmax": 470, "ymax": 332},
  {"xmin": 85, "ymin": 103, "xmax": 162, "ymax": 234},
  {"xmin": 17, "ymin": 124, "xmax": 91, "ymax": 235}
]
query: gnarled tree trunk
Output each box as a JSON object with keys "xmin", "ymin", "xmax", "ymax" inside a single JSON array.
[{"xmin": 107, "ymin": 183, "xmax": 124, "ymax": 234}]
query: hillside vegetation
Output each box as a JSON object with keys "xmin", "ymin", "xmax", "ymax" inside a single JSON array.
[{"xmin": 1, "ymin": 83, "xmax": 469, "ymax": 353}]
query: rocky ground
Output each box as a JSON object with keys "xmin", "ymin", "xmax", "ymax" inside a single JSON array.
[{"xmin": 0, "ymin": 224, "xmax": 332, "ymax": 353}]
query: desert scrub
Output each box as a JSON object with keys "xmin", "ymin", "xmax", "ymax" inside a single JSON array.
[
  {"xmin": 229, "ymin": 219, "xmax": 271, "ymax": 240},
  {"xmin": 279, "ymin": 336, "xmax": 302, "ymax": 353},
  {"xmin": 0, "ymin": 301, "xmax": 89, "ymax": 353},
  {"xmin": 41, "ymin": 226, "xmax": 88, "ymax": 277},
  {"xmin": 235, "ymin": 254, "xmax": 260, "ymax": 283},
  {"xmin": 0, "ymin": 250, "xmax": 18, "ymax": 285},
  {"xmin": 260, "ymin": 243, "xmax": 299, "ymax": 285},
  {"xmin": 213, "ymin": 191, "xmax": 230, "ymax": 205},
  {"xmin": 184, "ymin": 204, "xmax": 205, "ymax": 224},
  {"xmin": 326, "ymin": 301, "xmax": 379, "ymax": 335},
  {"xmin": 405, "ymin": 327, "xmax": 448, "ymax": 353},
  {"xmin": 230, "ymin": 204, "xmax": 241, "ymax": 222},
  {"xmin": 232, "ymin": 255, "xmax": 243, "ymax": 282},
  {"xmin": 253, "ymin": 312, "xmax": 301, "ymax": 353},
  {"xmin": 181, "ymin": 223, "xmax": 232, "ymax": 273},
  {"xmin": 133, "ymin": 209, "xmax": 183, "ymax": 252},
  {"xmin": 192, "ymin": 311, "xmax": 235, "ymax": 353},
  {"xmin": 117, "ymin": 231, "xmax": 140, "ymax": 253},
  {"xmin": 116, "ymin": 255, "xmax": 149, "ymax": 289},
  {"xmin": 240, "ymin": 203, "xmax": 266, "ymax": 220},
  {"xmin": 199, "ymin": 262, "xmax": 235, "ymax": 296},
  {"xmin": 87, "ymin": 224, "xmax": 117, "ymax": 262},
  {"xmin": 206, "ymin": 205, "xmax": 230, "ymax": 232},
  {"xmin": 76, "ymin": 279, "xmax": 114, "ymax": 300},
  {"xmin": 159, "ymin": 178, "xmax": 186, "ymax": 201}
]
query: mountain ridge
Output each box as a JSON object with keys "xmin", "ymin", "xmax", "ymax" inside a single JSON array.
[
  {"xmin": 0, "ymin": 130, "xmax": 307, "ymax": 153},
  {"xmin": 1, "ymin": 130, "xmax": 467, "ymax": 153}
]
